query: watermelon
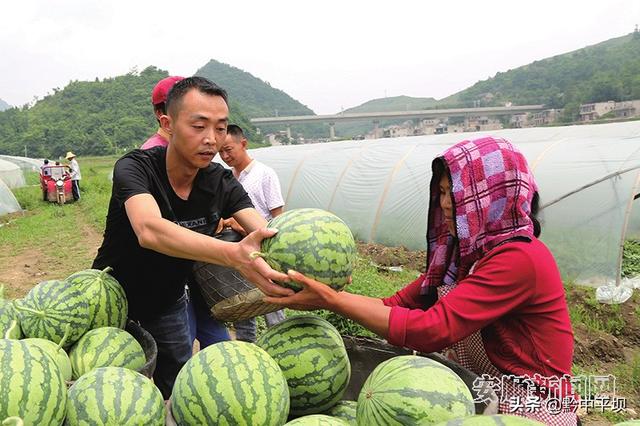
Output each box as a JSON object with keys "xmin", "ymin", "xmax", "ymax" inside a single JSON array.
[
  {"xmin": 68, "ymin": 326, "xmax": 145, "ymax": 380},
  {"xmin": 433, "ymin": 414, "xmax": 545, "ymax": 425},
  {"xmin": 0, "ymin": 286, "xmax": 22, "ymax": 339},
  {"xmin": 13, "ymin": 280, "xmax": 90, "ymax": 348},
  {"xmin": 66, "ymin": 267, "xmax": 128, "ymax": 329},
  {"xmin": 0, "ymin": 339, "xmax": 66, "ymax": 425},
  {"xmin": 170, "ymin": 340, "xmax": 289, "ymax": 425},
  {"xmin": 65, "ymin": 366, "xmax": 164, "ymax": 425},
  {"xmin": 323, "ymin": 401, "xmax": 357, "ymax": 424},
  {"xmin": 257, "ymin": 315, "xmax": 351, "ymax": 416},
  {"xmin": 285, "ymin": 414, "xmax": 351, "ymax": 425},
  {"xmin": 357, "ymin": 355, "xmax": 475, "ymax": 425},
  {"xmin": 252, "ymin": 208, "xmax": 356, "ymax": 291},
  {"xmin": 1, "ymin": 418, "xmax": 24, "ymax": 426},
  {"xmin": 23, "ymin": 324, "xmax": 73, "ymax": 381}
]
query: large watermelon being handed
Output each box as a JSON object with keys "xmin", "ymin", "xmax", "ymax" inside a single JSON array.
[{"xmin": 252, "ymin": 208, "xmax": 356, "ymax": 291}]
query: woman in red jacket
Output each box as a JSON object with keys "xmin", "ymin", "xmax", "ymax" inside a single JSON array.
[{"xmin": 267, "ymin": 136, "xmax": 578, "ymax": 425}]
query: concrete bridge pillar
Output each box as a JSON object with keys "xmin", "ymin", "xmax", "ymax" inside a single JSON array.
[
  {"xmin": 373, "ymin": 120, "xmax": 380, "ymax": 139},
  {"xmin": 329, "ymin": 122, "xmax": 336, "ymax": 140},
  {"xmin": 286, "ymin": 125, "xmax": 292, "ymax": 140}
]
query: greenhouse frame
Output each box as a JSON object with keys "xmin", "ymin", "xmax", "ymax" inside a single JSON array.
[{"xmin": 246, "ymin": 121, "xmax": 640, "ymax": 288}]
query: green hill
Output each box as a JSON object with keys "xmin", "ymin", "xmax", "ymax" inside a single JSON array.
[
  {"xmin": 0, "ymin": 98, "xmax": 10, "ymax": 112},
  {"xmin": 195, "ymin": 59, "xmax": 327, "ymax": 138},
  {"xmin": 0, "ymin": 66, "xmax": 259, "ymax": 158},
  {"xmin": 345, "ymin": 95, "xmax": 438, "ymax": 113},
  {"xmin": 335, "ymin": 96, "xmax": 439, "ymax": 137},
  {"xmin": 442, "ymin": 31, "xmax": 640, "ymax": 121}
]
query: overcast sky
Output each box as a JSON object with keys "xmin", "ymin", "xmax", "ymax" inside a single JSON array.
[{"xmin": 1, "ymin": 0, "xmax": 638, "ymax": 114}]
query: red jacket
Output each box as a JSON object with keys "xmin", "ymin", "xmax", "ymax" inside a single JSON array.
[{"xmin": 382, "ymin": 238, "xmax": 574, "ymax": 381}]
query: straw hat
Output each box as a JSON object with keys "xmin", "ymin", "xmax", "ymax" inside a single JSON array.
[{"xmin": 65, "ymin": 151, "xmax": 76, "ymax": 160}]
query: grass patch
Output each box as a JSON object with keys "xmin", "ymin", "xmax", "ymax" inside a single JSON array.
[{"xmin": 567, "ymin": 284, "xmax": 626, "ymax": 336}]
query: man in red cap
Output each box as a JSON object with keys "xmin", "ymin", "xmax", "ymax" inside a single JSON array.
[{"xmin": 141, "ymin": 76, "xmax": 184, "ymax": 149}]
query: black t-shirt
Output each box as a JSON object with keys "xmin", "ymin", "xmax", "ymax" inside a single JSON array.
[{"xmin": 92, "ymin": 147, "xmax": 253, "ymax": 320}]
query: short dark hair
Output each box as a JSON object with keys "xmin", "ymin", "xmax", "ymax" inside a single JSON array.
[
  {"xmin": 44, "ymin": 159, "xmax": 49, "ymax": 164},
  {"xmin": 165, "ymin": 76, "xmax": 228, "ymax": 117},
  {"xmin": 227, "ymin": 124, "xmax": 245, "ymax": 139}
]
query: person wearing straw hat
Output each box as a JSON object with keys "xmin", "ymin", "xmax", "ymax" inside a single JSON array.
[
  {"xmin": 65, "ymin": 151, "xmax": 81, "ymax": 201},
  {"xmin": 92, "ymin": 76, "xmax": 293, "ymax": 399}
]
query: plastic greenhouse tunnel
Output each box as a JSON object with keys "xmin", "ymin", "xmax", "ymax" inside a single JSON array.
[{"xmin": 237, "ymin": 121, "xmax": 640, "ymax": 303}]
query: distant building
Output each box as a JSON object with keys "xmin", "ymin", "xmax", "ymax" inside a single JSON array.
[
  {"xmin": 612, "ymin": 100, "xmax": 640, "ymax": 119},
  {"xmin": 532, "ymin": 109, "xmax": 562, "ymax": 126},
  {"xmin": 510, "ymin": 113, "xmax": 529, "ymax": 128},
  {"xmin": 580, "ymin": 101, "xmax": 615, "ymax": 121}
]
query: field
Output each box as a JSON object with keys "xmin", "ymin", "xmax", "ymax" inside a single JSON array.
[{"xmin": 1, "ymin": 156, "xmax": 639, "ymax": 425}]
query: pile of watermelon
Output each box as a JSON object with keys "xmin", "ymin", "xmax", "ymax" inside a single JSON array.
[
  {"xmin": 0, "ymin": 268, "xmax": 163, "ymax": 425},
  {"xmin": 1, "ymin": 209, "xmax": 550, "ymax": 424}
]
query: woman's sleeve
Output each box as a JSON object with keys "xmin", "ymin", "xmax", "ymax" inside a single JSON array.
[
  {"xmin": 381, "ymin": 274, "xmax": 432, "ymax": 309},
  {"xmin": 385, "ymin": 245, "xmax": 536, "ymax": 354}
]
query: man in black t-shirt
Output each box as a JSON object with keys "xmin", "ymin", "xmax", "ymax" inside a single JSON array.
[{"xmin": 93, "ymin": 76, "xmax": 292, "ymax": 398}]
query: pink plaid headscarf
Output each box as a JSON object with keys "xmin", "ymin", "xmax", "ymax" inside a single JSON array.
[{"xmin": 423, "ymin": 136, "xmax": 539, "ymax": 288}]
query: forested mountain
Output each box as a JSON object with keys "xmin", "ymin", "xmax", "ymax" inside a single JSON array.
[
  {"xmin": 195, "ymin": 60, "xmax": 327, "ymax": 138},
  {"xmin": 443, "ymin": 31, "xmax": 640, "ymax": 121},
  {"xmin": 335, "ymin": 95, "xmax": 439, "ymax": 138},
  {"xmin": 344, "ymin": 95, "xmax": 438, "ymax": 113},
  {"xmin": 0, "ymin": 98, "xmax": 10, "ymax": 111},
  {"xmin": 337, "ymin": 31, "xmax": 640, "ymax": 133},
  {"xmin": 196, "ymin": 59, "xmax": 314, "ymax": 117},
  {"xmin": 0, "ymin": 66, "xmax": 258, "ymax": 158}
]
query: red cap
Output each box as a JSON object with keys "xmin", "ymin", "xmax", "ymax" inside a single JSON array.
[{"xmin": 151, "ymin": 76, "xmax": 184, "ymax": 105}]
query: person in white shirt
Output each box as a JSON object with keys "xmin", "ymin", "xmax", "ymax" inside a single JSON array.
[
  {"xmin": 65, "ymin": 151, "xmax": 81, "ymax": 201},
  {"xmin": 218, "ymin": 124, "xmax": 286, "ymax": 342}
]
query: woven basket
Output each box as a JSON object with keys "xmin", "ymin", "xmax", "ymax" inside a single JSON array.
[{"xmin": 191, "ymin": 228, "xmax": 281, "ymax": 322}]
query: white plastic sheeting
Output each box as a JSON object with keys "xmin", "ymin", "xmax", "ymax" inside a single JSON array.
[
  {"xmin": 243, "ymin": 121, "xmax": 640, "ymax": 287},
  {"xmin": 0, "ymin": 158, "xmax": 26, "ymax": 189},
  {"xmin": 0, "ymin": 155, "xmax": 43, "ymax": 172},
  {"xmin": 0, "ymin": 177, "xmax": 21, "ymax": 216}
]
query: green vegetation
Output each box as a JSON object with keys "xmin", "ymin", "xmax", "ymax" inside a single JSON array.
[
  {"xmin": 335, "ymin": 31, "xmax": 640, "ymax": 137},
  {"xmin": 622, "ymin": 239, "xmax": 640, "ymax": 278},
  {"xmin": 195, "ymin": 59, "xmax": 327, "ymax": 138},
  {"xmin": 443, "ymin": 32, "xmax": 640, "ymax": 122},
  {"xmin": 0, "ymin": 66, "xmax": 261, "ymax": 158}
]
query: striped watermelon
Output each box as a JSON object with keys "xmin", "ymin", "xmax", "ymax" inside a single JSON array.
[
  {"xmin": 66, "ymin": 267, "xmax": 128, "ymax": 329},
  {"xmin": 0, "ymin": 339, "xmax": 66, "ymax": 425},
  {"xmin": 253, "ymin": 208, "xmax": 356, "ymax": 291},
  {"xmin": 433, "ymin": 414, "xmax": 545, "ymax": 425},
  {"xmin": 68, "ymin": 326, "xmax": 145, "ymax": 380},
  {"xmin": 23, "ymin": 334, "xmax": 73, "ymax": 382},
  {"xmin": 1, "ymin": 417, "xmax": 24, "ymax": 426},
  {"xmin": 13, "ymin": 280, "xmax": 90, "ymax": 348},
  {"xmin": 65, "ymin": 366, "xmax": 164, "ymax": 425},
  {"xmin": 357, "ymin": 355, "xmax": 475, "ymax": 425},
  {"xmin": 257, "ymin": 315, "xmax": 351, "ymax": 416},
  {"xmin": 285, "ymin": 415, "xmax": 351, "ymax": 425},
  {"xmin": 323, "ymin": 401, "xmax": 357, "ymax": 424},
  {"xmin": 0, "ymin": 286, "xmax": 22, "ymax": 339},
  {"xmin": 170, "ymin": 340, "xmax": 290, "ymax": 425}
]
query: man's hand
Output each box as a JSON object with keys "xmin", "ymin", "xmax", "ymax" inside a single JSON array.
[
  {"xmin": 222, "ymin": 217, "xmax": 247, "ymax": 236},
  {"xmin": 232, "ymin": 228, "xmax": 294, "ymax": 297}
]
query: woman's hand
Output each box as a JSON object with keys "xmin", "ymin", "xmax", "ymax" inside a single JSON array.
[
  {"xmin": 231, "ymin": 228, "xmax": 294, "ymax": 297},
  {"xmin": 264, "ymin": 270, "xmax": 349, "ymax": 311}
]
